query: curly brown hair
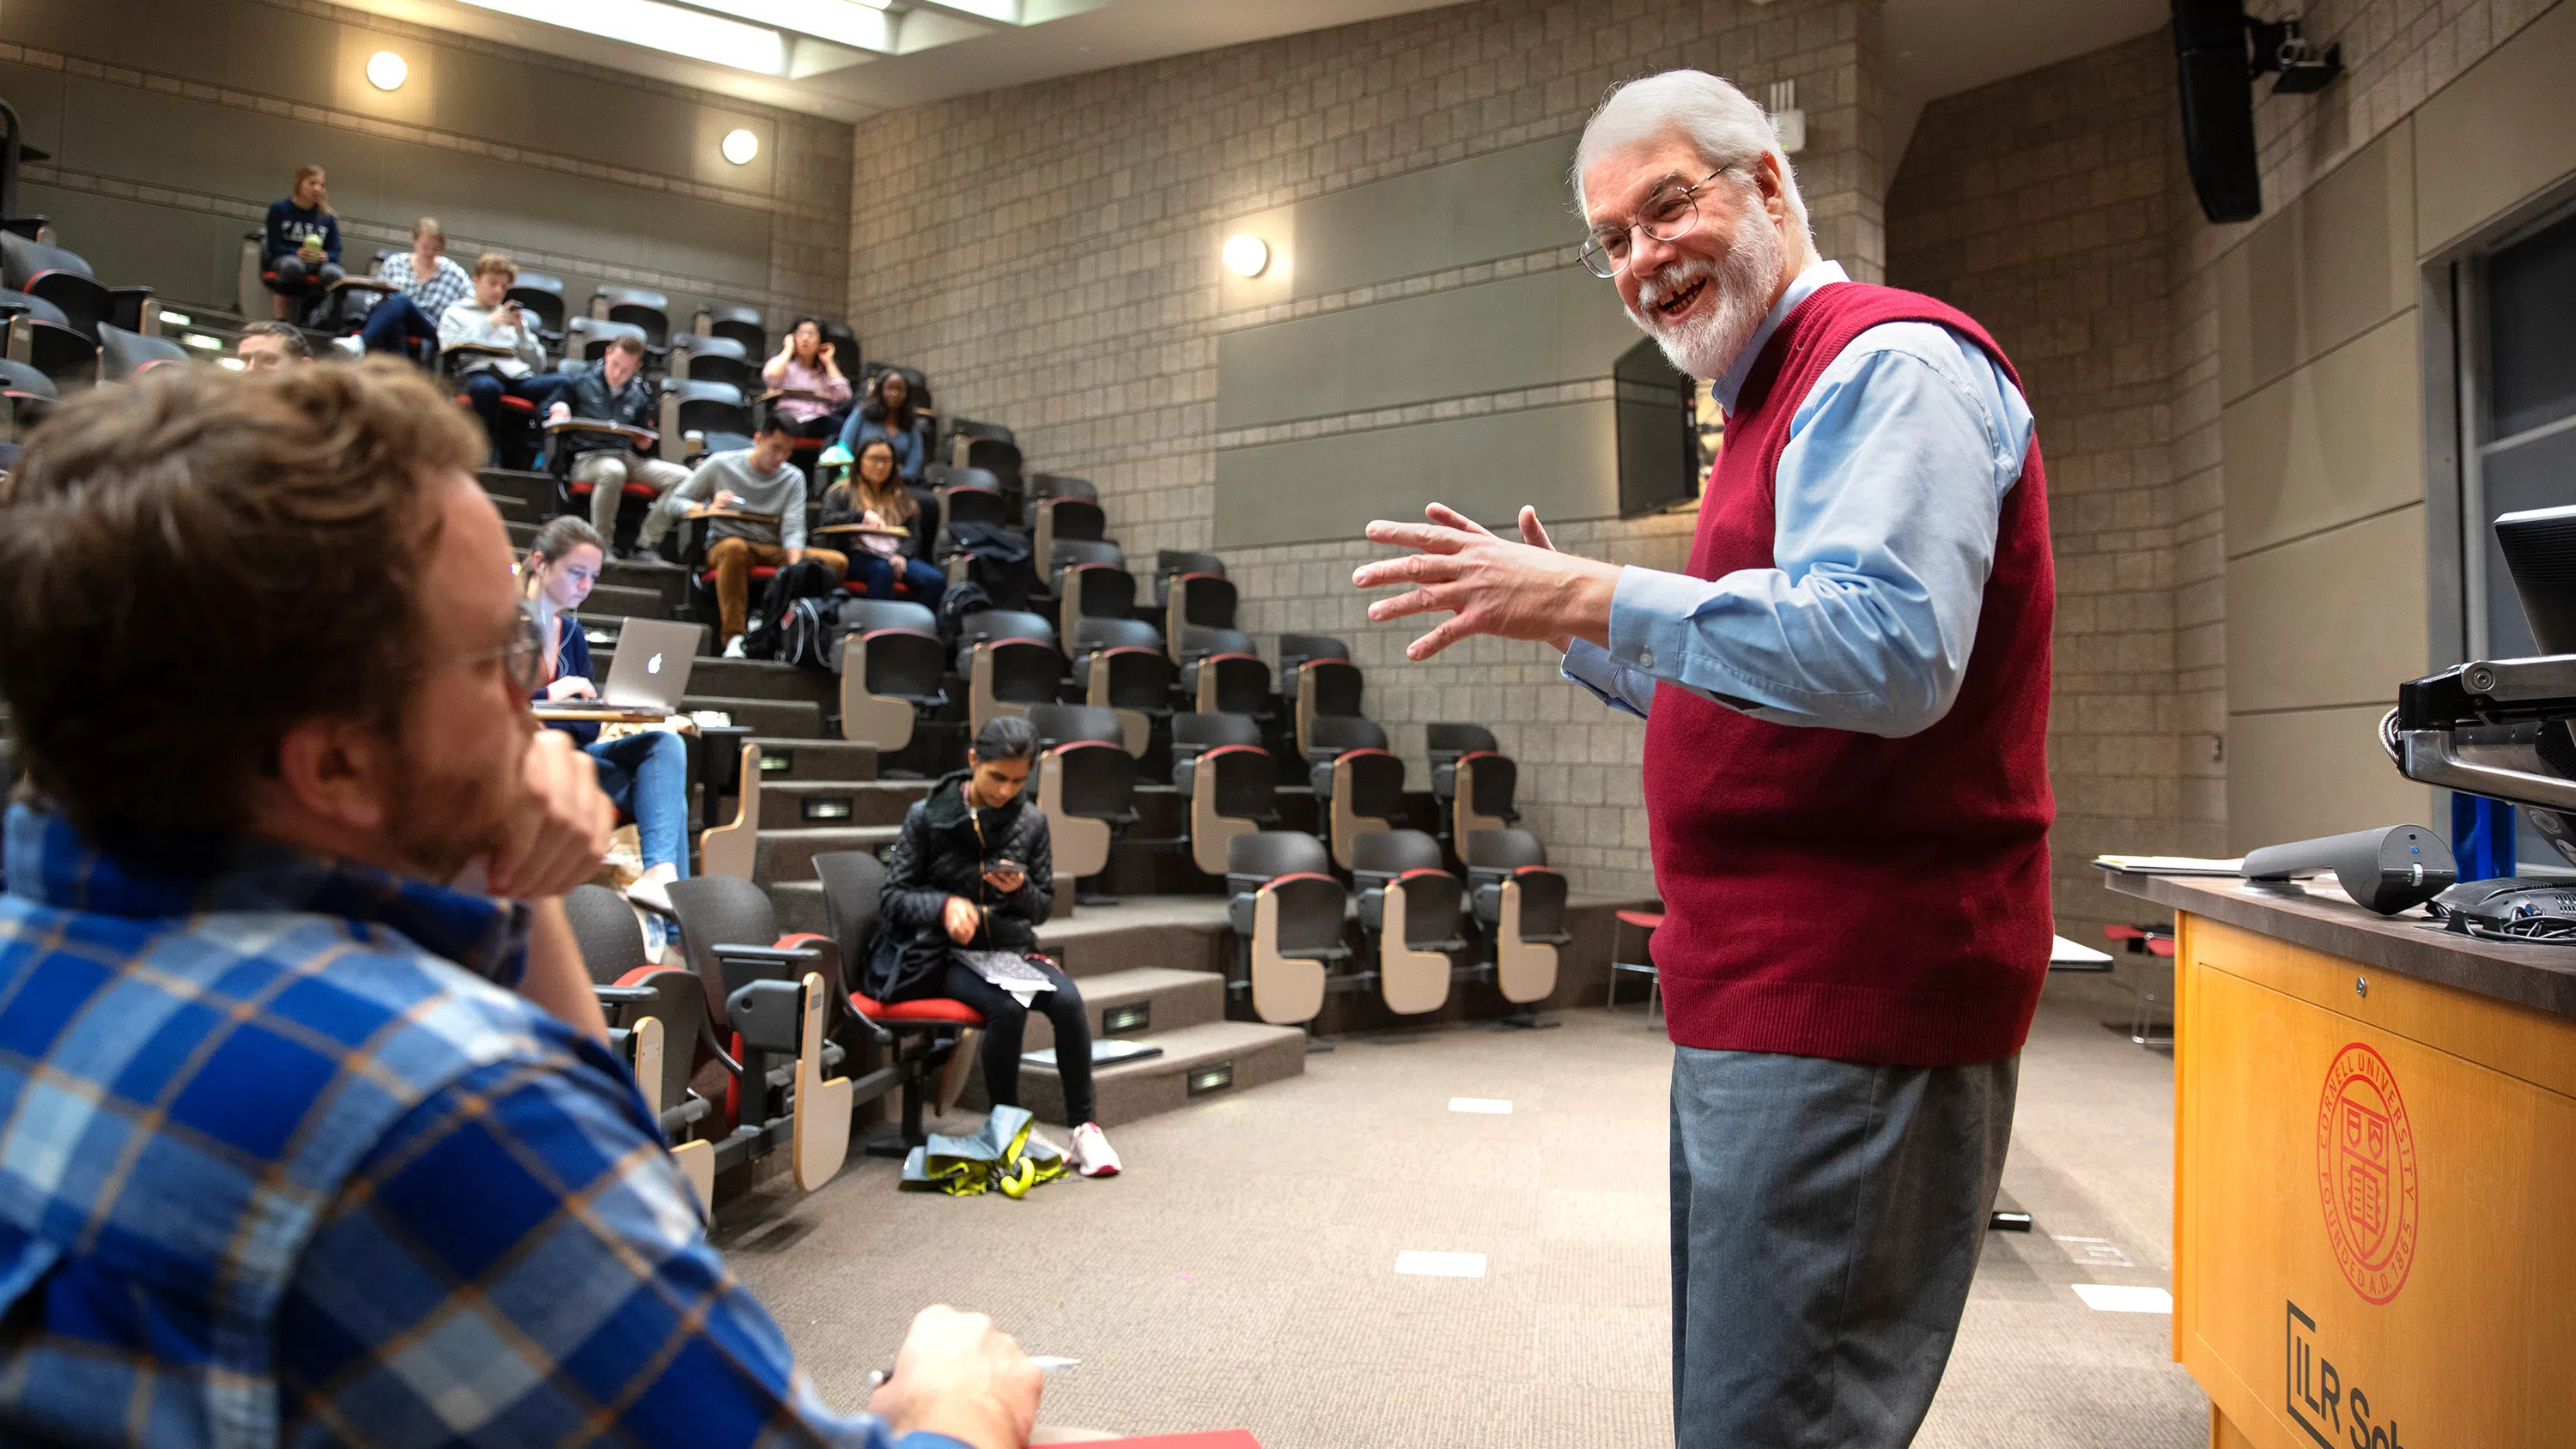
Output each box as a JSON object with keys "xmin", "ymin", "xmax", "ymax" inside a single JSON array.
[{"xmin": 0, "ymin": 357, "xmax": 483, "ymax": 858}]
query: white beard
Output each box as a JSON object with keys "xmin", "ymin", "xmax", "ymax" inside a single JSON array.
[{"xmin": 1626, "ymin": 211, "xmax": 1786, "ymax": 382}]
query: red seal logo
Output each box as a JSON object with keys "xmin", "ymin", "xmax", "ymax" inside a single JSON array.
[{"xmin": 2315, "ymin": 1043, "xmax": 2419, "ymax": 1304}]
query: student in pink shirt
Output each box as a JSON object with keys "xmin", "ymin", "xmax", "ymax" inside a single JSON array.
[{"xmin": 761, "ymin": 317, "xmax": 853, "ymax": 443}]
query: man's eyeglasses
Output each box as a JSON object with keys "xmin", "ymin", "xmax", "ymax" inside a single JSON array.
[
  {"xmin": 453, "ymin": 603, "xmax": 545, "ymax": 693},
  {"xmin": 1578, "ymin": 167, "xmax": 1732, "ymax": 279}
]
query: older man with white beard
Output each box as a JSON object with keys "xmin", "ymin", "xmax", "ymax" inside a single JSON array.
[{"xmin": 1355, "ymin": 70, "xmax": 2054, "ymax": 1446}]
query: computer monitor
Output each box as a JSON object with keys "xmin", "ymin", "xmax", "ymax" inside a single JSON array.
[{"xmin": 2494, "ymin": 503, "xmax": 2576, "ymax": 653}]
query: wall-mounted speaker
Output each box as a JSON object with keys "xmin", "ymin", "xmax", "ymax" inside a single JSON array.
[{"xmin": 2172, "ymin": 0, "xmax": 2262, "ymax": 223}]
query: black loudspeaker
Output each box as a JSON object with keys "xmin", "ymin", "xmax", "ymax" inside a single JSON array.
[
  {"xmin": 2172, "ymin": 0, "xmax": 2261, "ymax": 223},
  {"xmin": 2240, "ymin": 825, "xmax": 2458, "ymax": 914}
]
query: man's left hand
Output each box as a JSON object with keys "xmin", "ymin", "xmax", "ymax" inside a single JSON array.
[
  {"xmin": 485, "ymin": 729, "xmax": 617, "ymax": 900},
  {"xmin": 1353, "ymin": 503, "xmax": 1620, "ymax": 660}
]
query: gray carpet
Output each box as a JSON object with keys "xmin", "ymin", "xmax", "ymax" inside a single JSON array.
[{"xmin": 722, "ymin": 988, "xmax": 2207, "ymax": 1446}]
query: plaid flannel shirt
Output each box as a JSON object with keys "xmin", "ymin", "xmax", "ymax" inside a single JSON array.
[
  {"xmin": 0, "ymin": 804, "xmax": 955, "ymax": 1449},
  {"xmin": 374, "ymin": 252, "xmax": 474, "ymax": 323}
]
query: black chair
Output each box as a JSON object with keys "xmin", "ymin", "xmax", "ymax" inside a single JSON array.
[
  {"xmin": 699, "ymin": 301, "xmax": 765, "ymax": 358},
  {"xmin": 957, "ymin": 435, "xmax": 1020, "ymax": 490},
  {"xmin": 1055, "ymin": 561, "xmax": 1137, "ymax": 643},
  {"xmin": 663, "ymin": 876, "xmax": 861, "ymax": 1191},
  {"xmin": 677, "ymin": 333, "xmax": 758, "ymax": 389},
  {"xmin": 1154, "ymin": 549, "xmax": 1226, "ymax": 605},
  {"xmin": 1050, "ymin": 537, "xmax": 1126, "ymax": 591},
  {"xmin": 313, "ymin": 276, "xmax": 396, "ymax": 336},
  {"xmin": 1068, "ymin": 616, "xmax": 1170, "ymax": 757},
  {"xmin": 0, "ymin": 355, "xmax": 57, "ymax": 440},
  {"xmin": 0, "ymin": 288, "xmax": 66, "ymax": 328},
  {"xmin": 1173, "ymin": 713, "xmax": 1274, "ymax": 876},
  {"xmin": 1181, "ymin": 649, "xmax": 1270, "ymax": 718},
  {"xmin": 94, "ymin": 323, "xmax": 187, "ymax": 382},
  {"xmin": 1031, "ymin": 494, "xmax": 1106, "ymax": 569},
  {"xmin": 1352, "ymin": 830, "xmax": 1468, "ymax": 1017},
  {"xmin": 1224, "ymin": 831, "xmax": 1347, "ymax": 1028},
  {"xmin": 813, "ymin": 849, "xmax": 982, "ymax": 1155},
  {"xmin": 1464, "ymin": 828, "xmax": 1571, "ymax": 1016},
  {"xmin": 838, "ymin": 598, "xmax": 946, "ymax": 753},
  {"xmin": 1026, "ymin": 706, "xmax": 1136, "ymax": 901},
  {"xmin": 1305, "ymin": 716, "xmax": 1404, "ymax": 870},
  {"xmin": 595, "ymin": 284, "xmax": 671, "ymax": 349},
  {"xmin": 563, "ymin": 883, "xmax": 720, "ymax": 1203},
  {"xmin": 1163, "ymin": 571, "xmax": 1238, "ymax": 640},
  {"xmin": 1428, "ymin": 722, "xmax": 1521, "ymax": 849},
  {"xmin": 946, "ymin": 416, "xmax": 1014, "ymax": 451},
  {"xmin": 956, "ymin": 609, "xmax": 1060, "ymax": 734},
  {"xmin": 1023, "ymin": 473, "xmax": 1097, "ymax": 528},
  {"xmin": 1295, "ymin": 655, "xmax": 1367, "ymax": 761},
  {"xmin": 1278, "ymin": 634, "xmax": 1350, "ymax": 710},
  {"xmin": 1171, "ymin": 624, "xmax": 1253, "ymax": 672},
  {"xmin": 1, "ymin": 231, "xmax": 149, "ymax": 343},
  {"xmin": 508, "ymin": 273, "xmax": 568, "ymax": 349},
  {"xmin": 661, "ymin": 379, "xmax": 754, "ymax": 464}
]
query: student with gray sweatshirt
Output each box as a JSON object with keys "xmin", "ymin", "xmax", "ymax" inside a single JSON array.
[{"xmin": 636, "ymin": 413, "xmax": 847, "ymax": 652}]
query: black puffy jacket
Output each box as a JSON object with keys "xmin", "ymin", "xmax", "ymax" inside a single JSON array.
[{"xmin": 866, "ymin": 768, "xmax": 1054, "ymax": 1001}]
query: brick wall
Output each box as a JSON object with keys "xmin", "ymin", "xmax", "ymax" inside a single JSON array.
[{"xmin": 848, "ymin": 0, "xmax": 1879, "ymax": 898}]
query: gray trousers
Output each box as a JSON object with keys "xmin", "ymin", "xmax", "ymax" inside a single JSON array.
[
  {"xmin": 574, "ymin": 451, "xmax": 693, "ymax": 542},
  {"xmin": 1670, "ymin": 1046, "xmax": 2017, "ymax": 1447}
]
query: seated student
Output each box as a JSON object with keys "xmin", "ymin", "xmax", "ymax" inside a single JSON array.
[
  {"xmin": 762, "ymin": 317, "xmax": 853, "ymax": 441},
  {"xmin": 550, "ymin": 332, "xmax": 690, "ymax": 551},
  {"xmin": 233, "ymin": 320, "xmax": 310, "ymax": 372},
  {"xmin": 868, "ymin": 716, "xmax": 1122, "ymax": 1178},
  {"xmin": 261, "ymin": 163, "xmax": 343, "ymax": 319},
  {"xmin": 824, "ymin": 436, "xmax": 945, "ymax": 611},
  {"xmin": 0, "ymin": 358, "xmax": 1041, "ymax": 1448},
  {"xmin": 361, "ymin": 215, "xmax": 473, "ymax": 362},
  {"xmin": 637, "ymin": 414, "xmax": 846, "ymax": 656},
  {"xmin": 839, "ymin": 367, "xmax": 925, "ymax": 481},
  {"xmin": 439, "ymin": 251, "xmax": 564, "ymax": 464},
  {"xmin": 520, "ymin": 516, "xmax": 690, "ymax": 914}
]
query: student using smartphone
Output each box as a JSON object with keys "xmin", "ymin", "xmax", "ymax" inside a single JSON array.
[{"xmin": 866, "ymin": 716, "xmax": 1123, "ymax": 1177}]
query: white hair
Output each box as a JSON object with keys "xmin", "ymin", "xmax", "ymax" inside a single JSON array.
[{"xmin": 1571, "ymin": 70, "xmax": 1810, "ymax": 239}]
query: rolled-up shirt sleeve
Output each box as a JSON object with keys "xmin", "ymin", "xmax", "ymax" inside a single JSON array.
[{"xmin": 1563, "ymin": 322, "xmax": 2032, "ymax": 738}]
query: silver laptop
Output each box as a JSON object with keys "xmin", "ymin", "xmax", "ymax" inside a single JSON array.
[{"xmin": 597, "ymin": 619, "xmax": 702, "ymax": 712}]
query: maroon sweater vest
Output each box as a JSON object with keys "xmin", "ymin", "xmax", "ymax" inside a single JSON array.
[{"xmin": 1641, "ymin": 282, "xmax": 2056, "ymax": 1067}]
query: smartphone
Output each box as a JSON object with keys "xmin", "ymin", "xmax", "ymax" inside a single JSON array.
[{"xmin": 990, "ymin": 858, "xmax": 1023, "ymax": 875}]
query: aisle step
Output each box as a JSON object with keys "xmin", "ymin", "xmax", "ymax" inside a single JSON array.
[
  {"xmin": 1035, "ymin": 900, "xmax": 1232, "ymax": 979},
  {"xmin": 483, "ymin": 490, "xmax": 534, "ymax": 522},
  {"xmin": 686, "ymin": 694, "xmax": 822, "ymax": 738},
  {"xmin": 756, "ymin": 779, "xmax": 926, "ymax": 830},
  {"xmin": 751, "ymin": 824, "xmax": 899, "ymax": 886},
  {"xmin": 598, "ymin": 560, "xmax": 688, "ymax": 615},
  {"xmin": 586, "ymin": 581, "xmax": 667, "ymax": 621},
  {"xmin": 478, "ymin": 468, "xmax": 555, "ymax": 512},
  {"xmin": 747, "ymin": 737, "xmax": 877, "ymax": 783},
  {"xmin": 1021, "ymin": 967, "xmax": 1226, "ymax": 1052},
  {"xmin": 963, "ymin": 1019, "xmax": 1309, "ymax": 1128}
]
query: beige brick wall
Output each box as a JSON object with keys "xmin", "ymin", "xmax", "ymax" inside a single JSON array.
[{"xmin": 848, "ymin": 0, "xmax": 1880, "ymax": 898}]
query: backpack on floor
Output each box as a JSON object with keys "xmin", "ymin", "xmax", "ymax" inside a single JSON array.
[
  {"xmin": 777, "ymin": 595, "xmax": 843, "ymax": 671},
  {"xmin": 741, "ymin": 557, "xmax": 841, "ymax": 661}
]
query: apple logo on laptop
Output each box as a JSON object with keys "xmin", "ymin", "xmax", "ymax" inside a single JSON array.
[{"xmin": 647, "ymin": 652, "xmax": 664, "ymax": 676}]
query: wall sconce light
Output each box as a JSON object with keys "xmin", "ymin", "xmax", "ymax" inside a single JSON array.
[
  {"xmin": 366, "ymin": 50, "xmax": 409, "ymax": 92},
  {"xmin": 1223, "ymin": 233, "xmax": 1270, "ymax": 278},
  {"xmin": 1765, "ymin": 80, "xmax": 1806, "ymax": 155},
  {"xmin": 721, "ymin": 128, "xmax": 760, "ymax": 165}
]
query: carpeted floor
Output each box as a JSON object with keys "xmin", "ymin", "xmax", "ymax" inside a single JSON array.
[{"xmin": 723, "ymin": 988, "xmax": 2208, "ymax": 1446}]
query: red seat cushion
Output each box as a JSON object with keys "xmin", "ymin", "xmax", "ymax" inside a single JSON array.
[
  {"xmin": 849, "ymin": 993, "xmax": 984, "ymax": 1027},
  {"xmin": 499, "ymin": 396, "xmax": 538, "ymax": 415},
  {"xmin": 1616, "ymin": 908, "xmax": 1665, "ymax": 929}
]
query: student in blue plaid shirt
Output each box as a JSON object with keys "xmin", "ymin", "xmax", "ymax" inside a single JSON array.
[{"xmin": 0, "ymin": 359, "xmax": 1041, "ymax": 1448}]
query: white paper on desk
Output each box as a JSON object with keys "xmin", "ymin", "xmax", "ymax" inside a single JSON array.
[{"xmin": 2093, "ymin": 853, "xmax": 2244, "ymax": 876}]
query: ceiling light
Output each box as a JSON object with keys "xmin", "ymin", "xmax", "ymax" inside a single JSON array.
[
  {"xmin": 1223, "ymin": 234, "xmax": 1270, "ymax": 278},
  {"xmin": 721, "ymin": 128, "xmax": 759, "ymax": 165},
  {"xmin": 454, "ymin": 0, "xmax": 788, "ymax": 76},
  {"xmin": 366, "ymin": 50, "xmax": 408, "ymax": 91},
  {"xmin": 690, "ymin": 0, "xmax": 892, "ymax": 52}
]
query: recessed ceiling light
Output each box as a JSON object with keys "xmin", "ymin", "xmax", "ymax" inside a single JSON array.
[
  {"xmin": 366, "ymin": 50, "xmax": 408, "ymax": 91},
  {"xmin": 721, "ymin": 128, "xmax": 759, "ymax": 166},
  {"xmin": 1223, "ymin": 234, "xmax": 1269, "ymax": 278}
]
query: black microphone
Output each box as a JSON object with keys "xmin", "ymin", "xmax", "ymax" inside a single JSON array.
[{"xmin": 2239, "ymin": 825, "xmax": 2457, "ymax": 914}]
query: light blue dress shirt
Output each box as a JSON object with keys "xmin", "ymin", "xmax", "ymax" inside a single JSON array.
[{"xmin": 1561, "ymin": 261, "xmax": 2035, "ymax": 738}]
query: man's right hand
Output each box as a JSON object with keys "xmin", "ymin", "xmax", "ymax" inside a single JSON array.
[
  {"xmin": 713, "ymin": 489, "xmax": 740, "ymax": 511},
  {"xmin": 548, "ymin": 402, "xmax": 572, "ymax": 424},
  {"xmin": 870, "ymin": 1306, "xmax": 1042, "ymax": 1449},
  {"xmin": 942, "ymin": 895, "xmax": 981, "ymax": 944}
]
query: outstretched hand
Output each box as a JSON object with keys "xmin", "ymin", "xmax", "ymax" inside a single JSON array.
[{"xmin": 1352, "ymin": 503, "xmax": 1618, "ymax": 660}]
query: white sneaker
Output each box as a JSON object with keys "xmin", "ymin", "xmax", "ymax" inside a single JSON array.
[
  {"xmin": 721, "ymin": 634, "xmax": 746, "ymax": 658},
  {"xmin": 329, "ymin": 334, "xmax": 365, "ymax": 358},
  {"xmin": 1069, "ymin": 1121, "xmax": 1121, "ymax": 1178}
]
